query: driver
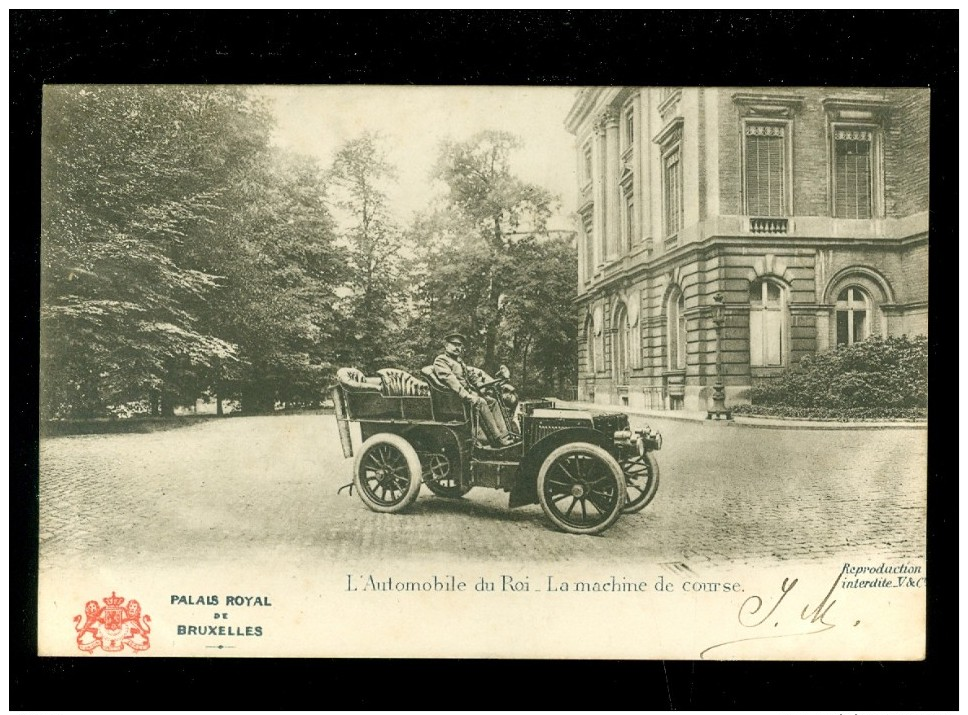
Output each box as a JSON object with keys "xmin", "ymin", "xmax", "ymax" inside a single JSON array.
[{"xmin": 432, "ymin": 332, "xmax": 518, "ymax": 448}]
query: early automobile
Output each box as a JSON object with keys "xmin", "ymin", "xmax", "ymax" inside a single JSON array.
[{"xmin": 332, "ymin": 364, "xmax": 662, "ymax": 535}]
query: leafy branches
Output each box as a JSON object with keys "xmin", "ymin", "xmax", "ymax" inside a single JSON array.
[
  {"xmin": 328, "ymin": 133, "xmax": 406, "ymax": 371},
  {"xmin": 41, "ymin": 94, "xmax": 579, "ymax": 418}
]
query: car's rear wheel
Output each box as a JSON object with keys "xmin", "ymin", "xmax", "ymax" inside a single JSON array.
[
  {"xmin": 621, "ymin": 452, "xmax": 660, "ymax": 513},
  {"xmin": 537, "ymin": 443, "xmax": 625, "ymax": 535},
  {"xmin": 353, "ymin": 433, "xmax": 422, "ymax": 513}
]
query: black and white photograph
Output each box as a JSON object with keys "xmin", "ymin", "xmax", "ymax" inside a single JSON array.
[
  {"xmin": 13, "ymin": 15, "xmax": 956, "ymax": 708},
  {"xmin": 36, "ymin": 82, "xmax": 929, "ymax": 660}
]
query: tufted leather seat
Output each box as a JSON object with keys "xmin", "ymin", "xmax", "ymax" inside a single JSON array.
[
  {"xmin": 420, "ymin": 365, "xmax": 468, "ymax": 422},
  {"xmin": 336, "ymin": 367, "xmax": 383, "ymax": 393},
  {"xmin": 377, "ymin": 368, "xmax": 431, "ymax": 397}
]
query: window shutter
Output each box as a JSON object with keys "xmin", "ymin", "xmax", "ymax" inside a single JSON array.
[
  {"xmin": 745, "ymin": 126, "xmax": 785, "ymax": 217},
  {"xmin": 665, "ymin": 150, "xmax": 681, "ymax": 236},
  {"xmin": 834, "ymin": 131, "xmax": 872, "ymax": 219}
]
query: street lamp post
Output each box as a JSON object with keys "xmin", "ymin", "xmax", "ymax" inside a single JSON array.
[{"xmin": 706, "ymin": 292, "xmax": 732, "ymax": 420}]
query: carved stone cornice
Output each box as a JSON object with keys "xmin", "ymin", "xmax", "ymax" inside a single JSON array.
[
  {"xmin": 822, "ymin": 96, "xmax": 893, "ymax": 121},
  {"xmin": 578, "ymin": 199, "xmax": 595, "ymax": 229},
  {"xmin": 657, "ymin": 87, "xmax": 682, "ymax": 122},
  {"xmin": 652, "ymin": 116, "xmax": 683, "ymax": 148},
  {"xmin": 619, "ymin": 167, "xmax": 634, "ymax": 195},
  {"xmin": 733, "ymin": 92, "xmax": 805, "ymax": 118}
]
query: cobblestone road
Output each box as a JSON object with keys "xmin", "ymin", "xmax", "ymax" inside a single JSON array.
[{"xmin": 39, "ymin": 413, "xmax": 927, "ymax": 571}]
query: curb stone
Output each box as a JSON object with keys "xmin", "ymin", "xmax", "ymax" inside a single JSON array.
[{"xmin": 553, "ymin": 400, "xmax": 927, "ymax": 431}]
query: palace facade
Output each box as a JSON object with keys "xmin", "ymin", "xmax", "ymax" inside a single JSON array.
[{"xmin": 565, "ymin": 87, "xmax": 929, "ymax": 410}]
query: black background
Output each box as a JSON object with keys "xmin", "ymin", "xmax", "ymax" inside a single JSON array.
[{"xmin": 11, "ymin": 10, "xmax": 957, "ymax": 711}]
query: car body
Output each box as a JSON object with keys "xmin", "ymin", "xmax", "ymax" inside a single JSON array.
[{"xmin": 332, "ymin": 366, "xmax": 661, "ymax": 535}]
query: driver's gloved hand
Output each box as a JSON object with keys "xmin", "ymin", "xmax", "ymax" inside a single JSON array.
[{"xmin": 464, "ymin": 393, "xmax": 486, "ymax": 407}]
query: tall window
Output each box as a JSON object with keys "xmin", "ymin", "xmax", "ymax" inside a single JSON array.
[
  {"xmin": 624, "ymin": 105, "xmax": 635, "ymax": 150},
  {"xmin": 745, "ymin": 124, "xmax": 786, "ymax": 216},
  {"xmin": 667, "ymin": 288, "xmax": 686, "ymax": 370},
  {"xmin": 585, "ymin": 315, "xmax": 596, "ymax": 374},
  {"xmin": 580, "ymin": 205, "xmax": 594, "ymax": 281},
  {"xmin": 664, "ymin": 147, "xmax": 682, "ymax": 239},
  {"xmin": 833, "ymin": 128, "xmax": 873, "ymax": 219},
  {"xmin": 613, "ymin": 303, "xmax": 630, "ymax": 386},
  {"xmin": 836, "ymin": 287, "xmax": 869, "ymax": 345},
  {"xmin": 582, "ymin": 142, "xmax": 593, "ymax": 185},
  {"xmin": 624, "ymin": 195, "xmax": 635, "ymax": 250},
  {"xmin": 749, "ymin": 279, "xmax": 785, "ymax": 366}
]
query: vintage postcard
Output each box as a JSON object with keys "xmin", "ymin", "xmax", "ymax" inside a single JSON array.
[{"xmin": 37, "ymin": 84, "xmax": 927, "ymax": 660}]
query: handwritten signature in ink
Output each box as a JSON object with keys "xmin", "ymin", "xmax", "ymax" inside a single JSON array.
[{"xmin": 700, "ymin": 569, "xmax": 859, "ymax": 659}]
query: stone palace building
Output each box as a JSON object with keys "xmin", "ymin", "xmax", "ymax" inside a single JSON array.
[{"xmin": 565, "ymin": 87, "xmax": 929, "ymax": 411}]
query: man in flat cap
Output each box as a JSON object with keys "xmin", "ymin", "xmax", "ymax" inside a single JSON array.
[{"xmin": 433, "ymin": 331, "xmax": 517, "ymax": 447}]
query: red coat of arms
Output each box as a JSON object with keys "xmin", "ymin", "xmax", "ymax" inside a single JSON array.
[{"xmin": 73, "ymin": 592, "xmax": 151, "ymax": 653}]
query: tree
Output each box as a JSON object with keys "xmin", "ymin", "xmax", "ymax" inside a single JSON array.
[
  {"xmin": 431, "ymin": 131, "xmax": 556, "ymax": 369},
  {"xmin": 328, "ymin": 133, "xmax": 406, "ymax": 372},
  {"xmin": 211, "ymin": 151, "xmax": 344, "ymax": 413},
  {"xmin": 41, "ymin": 85, "xmax": 344, "ymax": 418},
  {"xmin": 41, "ymin": 85, "xmax": 266, "ymax": 417},
  {"xmin": 400, "ymin": 132, "xmax": 577, "ymax": 395},
  {"xmin": 500, "ymin": 233, "xmax": 579, "ymax": 395}
]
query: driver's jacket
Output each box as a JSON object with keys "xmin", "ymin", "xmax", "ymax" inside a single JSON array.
[{"xmin": 432, "ymin": 353, "xmax": 487, "ymax": 401}]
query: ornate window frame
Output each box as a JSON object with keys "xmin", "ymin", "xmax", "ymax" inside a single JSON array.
[
  {"xmin": 733, "ymin": 93, "xmax": 802, "ymax": 218},
  {"xmin": 622, "ymin": 102, "xmax": 635, "ymax": 154},
  {"xmin": 835, "ymin": 285, "xmax": 871, "ymax": 346},
  {"xmin": 581, "ymin": 140, "xmax": 593, "ymax": 191},
  {"xmin": 748, "ymin": 277, "xmax": 789, "ymax": 367},
  {"xmin": 822, "ymin": 97, "xmax": 892, "ymax": 219},
  {"xmin": 584, "ymin": 313, "xmax": 596, "ymax": 374},
  {"xmin": 612, "ymin": 300, "xmax": 631, "ymax": 386},
  {"xmin": 666, "ymin": 286, "xmax": 686, "ymax": 371},
  {"xmin": 741, "ymin": 120, "xmax": 793, "ymax": 217},
  {"xmin": 578, "ymin": 198, "xmax": 594, "ymax": 284},
  {"xmin": 653, "ymin": 117, "xmax": 683, "ymax": 247}
]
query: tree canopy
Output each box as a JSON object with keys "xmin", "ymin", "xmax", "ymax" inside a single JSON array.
[
  {"xmin": 41, "ymin": 95, "xmax": 579, "ymax": 418},
  {"xmin": 328, "ymin": 133, "xmax": 407, "ymax": 372},
  {"xmin": 41, "ymin": 85, "xmax": 345, "ymax": 417},
  {"xmin": 405, "ymin": 131, "xmax": 576, "ymax": 394}
]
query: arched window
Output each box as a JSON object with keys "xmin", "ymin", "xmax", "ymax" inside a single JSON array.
[
  {"xmin": 613, "ymin": 302, "xmax": 630, "ymax": 385},
  {"xmin": 667, "ymin": 288, "xmax": 686, "ymax": 370},
  {"xmin": 749, "ymin": 279, "xmax": 786, "ymax": 366},
  {"xmin": 836, "ymin": 286, "xmax": 870, "ymax": 345},
  {"xmin": 585, "ymin": 314, "xmax": 596, "ymax": 374}
]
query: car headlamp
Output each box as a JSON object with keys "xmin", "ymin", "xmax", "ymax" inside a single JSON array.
[{"xmin": 637, "ymin": 427, "xmax": 662, "ymax": 451}]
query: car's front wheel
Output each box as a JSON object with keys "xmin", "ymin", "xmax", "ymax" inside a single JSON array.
[
  {"xmin": 353, "ymin": 433, "xmax": 422, "ymax": 513},
  {"xmin": 537, "ymin": 443, "xmax": 625, "ymax": 535},
  {"xmin": 621, "ymin": 452, "xmax": 660, "ymax": 513}
]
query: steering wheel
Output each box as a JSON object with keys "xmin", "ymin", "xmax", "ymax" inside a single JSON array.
[{"xmin": 476, "ymin": 376, "xmax": 509, "ymax": 392}]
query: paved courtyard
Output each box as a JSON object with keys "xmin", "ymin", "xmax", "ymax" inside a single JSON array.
[{"xmin": 38, "ymin": 413, "xmax": 927, "ymax": 571}]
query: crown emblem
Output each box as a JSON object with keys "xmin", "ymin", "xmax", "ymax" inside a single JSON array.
[
  {"xmin": 102, "ymin": 591, "xmax": 125, "ymax": 607},
  {"xmin": 75, "ymin": 591, "xmax": 151, "ymax": 653}
]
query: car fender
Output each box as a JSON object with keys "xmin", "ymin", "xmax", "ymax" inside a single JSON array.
[{"xmin": 509, "ymin": 427, "xmax": 613, "ymax": 509}]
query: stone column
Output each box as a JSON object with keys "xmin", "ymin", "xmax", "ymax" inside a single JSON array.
[
  {"xmin": 594, "ymin": 116, "xmax": 607, "ymax": 268},
  {"xmin": 603, "ymin": 106, "xmax": 621, "ymax": 261}
]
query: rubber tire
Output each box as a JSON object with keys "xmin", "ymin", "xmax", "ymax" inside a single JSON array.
[
  {"xmin": 353, "ymin": 433, "xmax": 422, "ymax": 514},
  {"xmin": 537, "ymin": 442, "xmax": 626, "ymax": 535},
  {"xmin": 424, "ymin": 478, "xmax": 473, "ymax": 499},
  {"xmin": 621, "ymin": 452, "xmax": 660, "ymax": 514}
]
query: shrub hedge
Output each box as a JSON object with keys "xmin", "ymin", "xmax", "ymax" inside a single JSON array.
[{"xmin": 732, "ymin": 335, "xmax": 927, "ymax": 420}]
